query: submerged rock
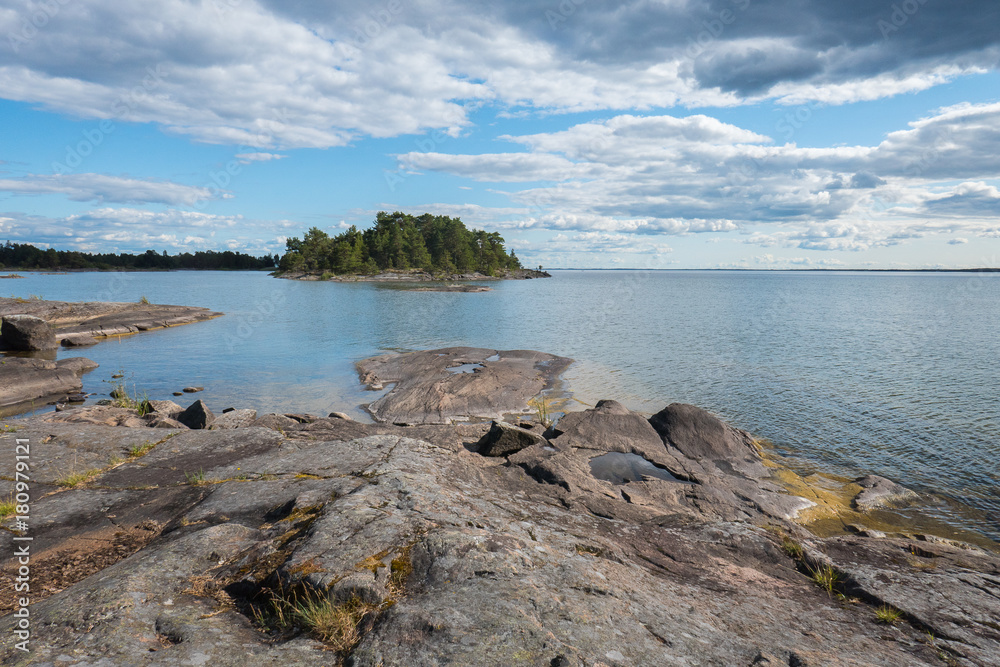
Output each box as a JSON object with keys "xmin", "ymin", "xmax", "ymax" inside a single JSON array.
[{"xmin": 853, "ymin": 474, "xmax": 920, "ymax": 511}]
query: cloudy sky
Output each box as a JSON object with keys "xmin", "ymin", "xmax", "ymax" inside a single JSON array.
[{"xmin": 1, "ymin": 0, "xmax": 998, "ymax": 269}]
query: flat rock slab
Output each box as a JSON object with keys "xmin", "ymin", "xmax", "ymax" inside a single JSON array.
[
  {"xmin": 0, "ymin": 296, "xmax": 222, "ymax": 341},
  {"xmin": 358, "ymin": 347, "xmax": 572, "ymax": 424},
  {"xmin": 0, "ymin": 356, "xmax": 98, "ymax": 416}
]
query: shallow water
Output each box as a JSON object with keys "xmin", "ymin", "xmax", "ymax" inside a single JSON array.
[{"xmin": 4, "ymin": 269, "xmax": 999, "ymax": 541}]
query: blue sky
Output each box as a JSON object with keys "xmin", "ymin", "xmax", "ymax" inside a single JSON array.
[{"xmin": 1, "ymin": 0, "xmax": 999, "ymax": 269}]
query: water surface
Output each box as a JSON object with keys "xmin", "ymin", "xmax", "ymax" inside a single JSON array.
[{"xmin": 5, "ymin": 269, "xmax": 998, "ymax": 540}]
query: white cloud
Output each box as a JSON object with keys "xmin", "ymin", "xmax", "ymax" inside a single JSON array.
[
  {"xmin": 0, "ymin": 208, "xmax": 281, "ymax": 254},
  {"xmin": 0, "ymin": 0, "xmax": 998, "ymax": 150},
  {"xmin": 397, "ymin": 104, "xmax": 1000, "ymax": 252},
  {"xmin": 235, "ymin": 152, "xmax": 288, "ymax": 164},
  {"xmin": 0, "ymin": 173, "xmax": 225, "ymax": 206}
]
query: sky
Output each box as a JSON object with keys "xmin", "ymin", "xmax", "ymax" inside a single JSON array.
[{"xmin": 0, "ymin": 0, "xmax": 998, "ymax": 270}]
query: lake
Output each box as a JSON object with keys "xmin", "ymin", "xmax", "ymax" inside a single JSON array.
[{"xmin": 4, "ymin": 269, "xmax": 999, "ymax": 542}]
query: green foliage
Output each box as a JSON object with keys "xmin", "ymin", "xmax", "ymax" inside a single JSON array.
[
  {"xmin": 185, "ymin": 468, "xmax": 207, "ymax": 485},
  {"xmin": 0, "ymin": 241, "xmax": 276, "ymax": 271},
  {"xmin": 0, "ymin": 494, "xmax": 17, "ymax": 519},
  {"xmin": 278, "ymin": 212, "xmax": 522, "ymax": 276},
  {"xmin": 104, "ymin": 369, "xmax": 152, "ymax": 415},
  {"xmin": 809, "ymin": 562, "xmax": 841, "ymax": 596},
  {"xmin": 875, "ymin": 604, "xmax": 903, "ymax": 624},
  {"xmin": 782, "ymin": 536, "xmax": 804, "ymax": 559},
  {"xmin": 138, "ymin": 295, "xmax": 150, "ymax": 305}
]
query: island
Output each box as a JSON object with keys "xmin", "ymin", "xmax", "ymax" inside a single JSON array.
[{"xmin": 274, "ymin": 212, "xmax": 550, "ymax": 282}]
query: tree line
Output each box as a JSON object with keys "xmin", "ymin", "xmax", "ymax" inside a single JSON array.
[
  {"xmin": 278, "ymin": 212, "xmax": 521, "ymax": 275},
  {"xmin": 0, "ymin": 242, "xmax": 277, "ymax": 271}
]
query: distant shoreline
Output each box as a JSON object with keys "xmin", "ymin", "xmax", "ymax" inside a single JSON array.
[
  {"xmin": 544, "ymin": 267, "xmax": 1000, "ymax": 273},
  {"xmin": 273, "ymin": 267, "xmax": 551, "ymax": 282}
]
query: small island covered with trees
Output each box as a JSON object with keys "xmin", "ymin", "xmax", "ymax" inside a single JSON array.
[{"xmin": 275, "ymin": 211, "xmax": 548, "ymax": 281}]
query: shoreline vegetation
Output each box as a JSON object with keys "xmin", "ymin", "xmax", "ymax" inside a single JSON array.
[
  {"xmin": 273, "ymin": 212, "xmax": 544, "ymax": 281},
  {"xmin": 0, "ymin": 241, "xmax": 276, "ymax": 272}
]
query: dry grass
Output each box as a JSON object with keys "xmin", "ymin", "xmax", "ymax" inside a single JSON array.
[
  {"xmin": 295, "ymin": 594, "xmax": 379, "ymax": 649},
  {"xmin": 56, "ymin": 468, "xmax": 103, "ymax": 488}
]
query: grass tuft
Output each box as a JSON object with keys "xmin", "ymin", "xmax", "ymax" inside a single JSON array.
[
  {"xmin": 138, "ymin": 295, "xmax": 150, "ymax": 305},
  {"xmin": 875, "ymin": 604, "xmax": 903, "ymax": 624},
  {"xmin": 57, "ymin": 468, "xmax": 102, "ymax": 488},
  {"xmin": 128, "ymin": 441, "xmax": 157, "ymax": 459},
  {"xmin": 809, "ymin": 562, "xmax": 840, "ymax": 596},
  {"xmin": 528, "ymin": 394, "xmax": 556, "ymax": 427},
  {"xmin": 295, "ymin": 593, "xmax": 378, "ymax": 649},
  {"xmin": 0, "ymin": 494, "xmax": 17, "ymax": 519},
  {"xmin": 782, "ymin": 536, "xmax": 804, "ymax": 560},
  {"xmin": 104, "ymin": 368, "xmax": 153, "ymax": 415},
  {"xmin": 185, "ymin": 468, "xmax": 208, "ymax": 485}
]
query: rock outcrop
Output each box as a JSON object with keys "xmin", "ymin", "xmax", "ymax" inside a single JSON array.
[
  {"xmin": 3, "ymin": 400, "xmax": 996, "ymax": 666},
  {"xmin": 0, "ymin": 296, "xmax": 222, "ymax": 342},
  {"xmin": 358, "ymin": 347, "xmax": 572, "ymax": 425},
  {"xmin": 0, "ymin": 297, "xmax": 223, "ymax": 417},
  {"xmin": 0, "ymin": 356, "xmax": 98, "ymax": 415}
]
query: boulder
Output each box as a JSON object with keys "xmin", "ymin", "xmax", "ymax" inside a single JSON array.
[
  {"xmin": 60, "ymin": 334, "xmax": 98, "ymax": 347},
  {"xmin": 649, "ymin": 403, "xmax": 768, "ymax": 479},
  {"xmin": 853, "ymin": 474, "xmax": 919, "ymax": 511},
  {"xmin": 146, "ymin": 416, "xmax": 188, "ymax": 429},
  {"xmin": 549, "ymin": 399, "xmax": 665, "ymax": 454},
  {"xmin": 209, "ymin": 409, "xmax": 258, "ymax": 430},
  {"xmin": 176, "ymin": 399, "xmax": 215, "ymax": 429},
  {"xmin": 183, "ymin": 386, "xmax": 205, "ymax": 393},
  {"xmin": 475, "ymin": 420, "xmax": 547, "ymax": 457},
  {"xmin": 148, "ymin": 400, "xmax": 184, "ymax": 417},
  {"xmin": 1, "ymin": 314, "xmax": 58, "ymax": 350}
]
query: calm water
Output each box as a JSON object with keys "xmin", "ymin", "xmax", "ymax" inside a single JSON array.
[{"xmin": 4, "ymin": 269, "xmax": 999, "ymax": 541}]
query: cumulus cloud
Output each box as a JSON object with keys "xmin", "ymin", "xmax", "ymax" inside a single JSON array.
[
  {"xmin": 397, "ymin": 102, "xmax": 1000, "ymax": 252},
  {"xmin": 0, "ymin": 0, "xmax": 998, "ymax": 149},
  {"xmin": 0, "ymin": 173, "xmax": 225, "ymax": 206},
  {"xmin": 0, "ymin": 208, "xmax": 280, "ymax": 254}
]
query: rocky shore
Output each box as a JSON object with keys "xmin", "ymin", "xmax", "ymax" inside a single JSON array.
[
  {"xmin": 275, "ymin": 267, "xmax": 551, "ymax": 282},
  {"xmin": 0, "ymin": 297, "xmax": 222, "ymax": 415},
  {"xmin": 2, "ymin": 347, "xmax": 998, "ymax": 666}
]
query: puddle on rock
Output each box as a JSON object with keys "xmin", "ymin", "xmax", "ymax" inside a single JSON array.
[
  {"xmin": 589, "ymin": 452, "xmax": 690, "ymax": 485},
  {"xmin": 446, "ymin": 362, "xmax": 482, "ymax": 374}
]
